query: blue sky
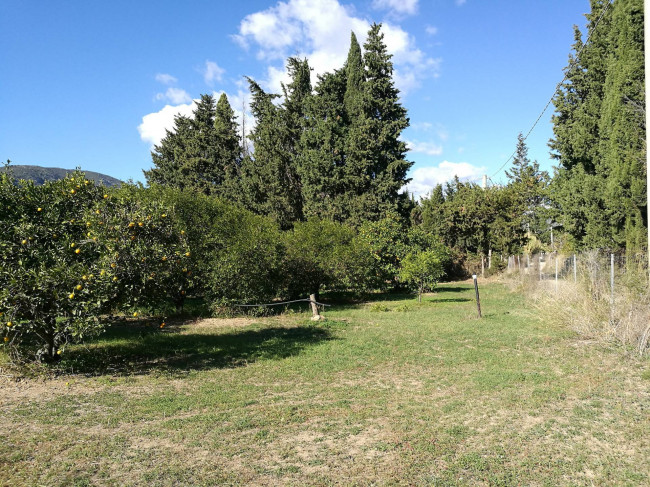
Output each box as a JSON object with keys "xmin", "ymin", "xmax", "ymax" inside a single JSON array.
[{"xmin": 1, "ymin": 0, "xmax": 593, "ymax": 195}]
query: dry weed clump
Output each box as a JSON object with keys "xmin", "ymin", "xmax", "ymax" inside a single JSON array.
[{"xmin": 505, "ymin": 253, "xmax": 649, "ymax": 357}]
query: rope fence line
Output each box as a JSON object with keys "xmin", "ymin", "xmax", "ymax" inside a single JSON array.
[{"xmin": 233, "ymin": 298, "xmax": 332, "ymax": 308}]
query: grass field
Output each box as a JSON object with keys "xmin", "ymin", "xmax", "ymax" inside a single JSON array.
[{"xmin": 1, "ymin": 282, "xmax": 649, "ymax": 486}]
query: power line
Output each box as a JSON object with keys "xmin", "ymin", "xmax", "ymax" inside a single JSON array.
[{"xmin": 474, "ymin": 0, "xmax": 612, "ymax": 185}]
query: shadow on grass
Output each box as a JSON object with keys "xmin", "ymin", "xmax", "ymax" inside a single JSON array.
[
  {"xmin": 435, "ymin": 286, "xmax": 471, "ymax": 293},
  {"xmin": 430, "ymin": 297, "xmax": 472, "ymax": 303},
  {"xmin": 60, "ymin": 322, "xmax": 334, "ymax": 376}
]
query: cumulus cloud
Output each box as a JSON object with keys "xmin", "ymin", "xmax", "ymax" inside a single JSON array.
[
  {"xmin": 138, "ymin": 102, "xmax": 196, "ymax": 147},
  {"xmin": 372, "ymin": 0, "xmax": 418, "ymax": 16},
  {"xmin": 139, "ymin": 90, "xmax": 253, "ymax": 150},
  {"xmin": 404, "ymin": 161, "xmax": 486, "ymax": 197},
  {"xmin": 155, "ymin": 73, "xmax": 177, "ymax": 84},
  {"xmin": 425, "ymin": 25, "xmax": 438, "ymax": 36},
  {"xmin": 234, "ymin": 0, "xmax": 439, "ymax": 95},
  {"xmin": 204, "ymin": 60, "xmax": 225, "ymax": 85},
  {"xmin": 404, "ymin": 139, "xmax": 443, "ymax": 156},
  {"xmin": 155, "ymin": 87, "xmax": 192, "ymax": 104}
]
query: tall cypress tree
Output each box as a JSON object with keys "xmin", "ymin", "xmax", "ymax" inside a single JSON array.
[
  {"xmin": 598, "ymin": 0, "xmax": 646, "ymax": 249},
  {"xmin": 240, "ymin": 77, "xmax": 302, "ymax": 229},
  {"xmin": 550, "ymin": 0, "xmax": 646, "ymax": 250},
  {"xmin": 299, "ymin": 67, "xmax": 348, "ymax": 221},
  {"xmin": 361, "ymin": 23, "xmax": 412, "ymax": 221}
]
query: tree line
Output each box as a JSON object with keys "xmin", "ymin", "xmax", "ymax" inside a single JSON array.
[{"xmin": 145, "ymin": 24, "xmax": 412, "ymax": 229}]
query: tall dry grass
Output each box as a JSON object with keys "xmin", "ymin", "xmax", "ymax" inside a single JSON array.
[{"xmin": 505, "ymin": 250, "xmax": 650, "ymax": 356}]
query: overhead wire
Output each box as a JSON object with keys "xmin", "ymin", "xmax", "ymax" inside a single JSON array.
[{"xmin": 472, "ymin": 0, "xmax": 612, "ymax": 186}]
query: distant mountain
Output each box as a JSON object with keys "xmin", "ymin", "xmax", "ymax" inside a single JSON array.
[{"xmin": 0, "ymin": 165, "xmax": 122, "ymax": 187}]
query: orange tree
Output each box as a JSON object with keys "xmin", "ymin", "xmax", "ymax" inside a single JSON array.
[
  {"xmin": 0, "ymin": 171, "xmax": 190, "ymax": 362},
  {"xmin": 88, "ymin": 184, "xmax": 191, "ymax": 315},
  {"xmin": 0, "ymin": 171, "xmax": 111, "ymax": 361}
]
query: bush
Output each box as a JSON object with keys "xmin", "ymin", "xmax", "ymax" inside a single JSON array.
[
  {"xmin": 284, "ymin": 218, "xmax": 359, "ymax": 298},
  {"xmin": 398, "ymin": 249, "xmax": 446, "ymax": 302},
  {"xmin": 158, "ymin": 188, "xmax": 285, "ymax": 311}
]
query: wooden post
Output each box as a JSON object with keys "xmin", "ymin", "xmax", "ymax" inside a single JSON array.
[
  {"xmin": 555, "ymin": 254, "xmax": 558, "ymax": 292},
  {"xmin": 472, "ymin": 274, "xmax": 482, "ymax": 318},
  {"xmin": 610, "ymin": 254, "xmax": 615, "ymax": 306},
  {"xmin": 481, "ymin": 255, "xmax": 485, "ymax": 278},
  {"xmin": 539, "ymin": 253, "xmax": 543, "ymax": 281},
  {"xmin": 573, "ymin": 254, "xmax": 577, "ymax": 283},
  {"xmin": 309, "ymin": 293, "xmax": 322, "ymax": 321},
  {"xmin": 488, "ymin": 249, "xmax": 492, "ymax": 269}
]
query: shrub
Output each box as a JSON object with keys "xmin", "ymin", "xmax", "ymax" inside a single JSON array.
[{"xmin": 398, "ymin": 249, "xmax": 446, "ymax": 302}]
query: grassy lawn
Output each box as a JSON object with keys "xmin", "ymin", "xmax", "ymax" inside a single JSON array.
[{"xmin": 1, "ymin": 282, "xmax": 649, "ymax": 486}]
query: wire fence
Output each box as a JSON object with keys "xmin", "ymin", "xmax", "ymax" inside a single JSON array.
[{"xmin": 504, "ymin": 249, "xmax": 649, "ymax": 356}]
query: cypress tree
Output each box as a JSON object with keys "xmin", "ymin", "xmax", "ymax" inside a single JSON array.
[
  {"xmin": 240, "ymin": 77, "xmax": 302, "ymax": 229},
  {"xmin": 213, "ymin": 93, "xmax": 242, "ymax": 200},
  {"xmin": 549, "ymin": 0, "xmax": 646, "ymax": 250},
  {"xmin": 299, "ymin": 67, "xmax": 349, "ymax": 221},
  {"xmin": 361, "ymin": 23, "xmax": 412, "ymax": 221},
  {"xmin": 598, "ymin": 0, "xmax": 646, "ymax": 249},
  {"xmin": 144, "ymin": 94, "xmax": 242, "ymax": 197}
]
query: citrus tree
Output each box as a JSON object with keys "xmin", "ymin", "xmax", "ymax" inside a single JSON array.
[
  {"xmin": 0, "ymin": 171, "xmax": 111, "ymax": 361},
  {"xmin": 398, "ymin": 250, "xmax": 446, "ymax": 302},
  {"xmin": 89, "ymin": 184, "xmax": 192, "ymax": 315},
  {"xmin": 0, "ymin": 171, "xmax": 190, "ymax": 362}
]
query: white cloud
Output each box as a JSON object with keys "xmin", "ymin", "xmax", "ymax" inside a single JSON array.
[
  {"xmin": 455, "ymin": 0, "xmax": 467, "ymax": 6},
  {"xmin": 139, "ymin": 89, "xmax": 254, "ymax": 150},
  {"xmin": 405, "ymin": 139, "xmax": 443, "ymax": 156},
  {"xmin": 425, "ymin": 25, "xmax": 438, "ymax": 36},
  {"xmin": 373, "ymin": 0, "xmax": 418, "ymax": 16},
  {"xmin": 155, "ymin": 73, "xmax": 177, "ymax": 85},
  {"xmin": 204, "ymin": 60, "xmax": 225, "ymax": 85},
  {"xmin": 234, "ymin": 0, "xmax": 439, "ymax": 95},
  {"xmin": 155, "ymin": 87, "xmax": 192, "ymax": 104},
  {"xmin": 138, "ymin": 102, "xmax": 196, "ymax": 147},
  {"xmin": 404, "ymin": 161, "xmax": 486, "ymax": 197}
]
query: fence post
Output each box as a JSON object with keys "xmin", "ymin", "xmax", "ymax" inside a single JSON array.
[
  {"xmin": 573, "ymin": 254, "xmax": 577, "ymax": 283},
  {"xmin": 481, "ymin": 255, "xmax": 485, "ymax": 278},
  {"xmin": 539, "ymin": 253, "xmax": 542, "ymax": 281},
  {"xmin": 555, "ymin": 254, "xmax": 559, "ymax": 292},
  {"xmin": 610, "ymin": 253, "xmax": 615, "ymax": 306},
  {"xmin": 472, "ymin": 274, "xmax": 482, "ymax": 318}
]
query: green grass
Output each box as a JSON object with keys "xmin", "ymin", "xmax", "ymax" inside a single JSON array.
[{"xmin": 1, "ymin": 283, "xmax": 649, "ymax": 486}]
